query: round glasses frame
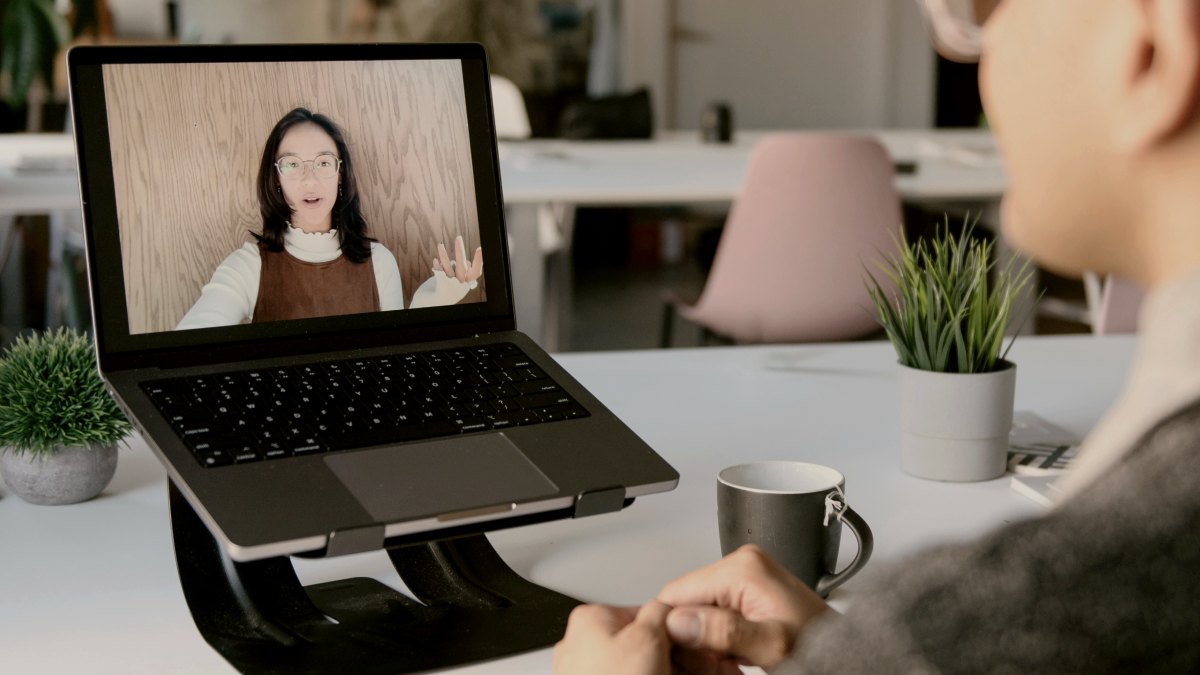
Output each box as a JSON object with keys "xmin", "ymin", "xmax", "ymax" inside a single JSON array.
[{"xmin": 275, "ymin": 153, "xmax": 342, "ymax": 181}]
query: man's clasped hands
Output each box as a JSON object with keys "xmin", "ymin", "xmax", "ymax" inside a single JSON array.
[{"xmin": 552, "ymin": 545, "xmax": 833, "ymax": 675}]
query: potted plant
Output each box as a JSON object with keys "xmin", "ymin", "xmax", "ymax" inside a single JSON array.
[
  {"xmin": 0, "ymin": 327, "xmax": 131, "ymax": 504},
  {"xmin": 867, "ymin": 217, "xmax": 1034, "ymax": 481}
]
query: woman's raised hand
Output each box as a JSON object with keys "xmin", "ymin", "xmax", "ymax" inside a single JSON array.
[{"xmin": 433, "ymin": 235, "xmax": 484, "ymax": 285}]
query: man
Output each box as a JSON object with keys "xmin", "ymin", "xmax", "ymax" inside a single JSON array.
[{"xmin": 553, "ymin": 1, "xmax": 1200, "ymax": 672}]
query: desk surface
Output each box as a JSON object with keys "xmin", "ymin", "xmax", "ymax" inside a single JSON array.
[
  {"xmin": 0, "ymin": 133, "xmax": 80, "ymax": 214},
  {"xmin": 0, "ymin": 128, "xmax": 1003, "ymax": 214},
  {"xmin": 498, "ymin": 129, "xmax": 1005, "ymax": 205},
  {"xmin": 0, "ymin": 334, "xmax": 1134, "ymax": 673}
]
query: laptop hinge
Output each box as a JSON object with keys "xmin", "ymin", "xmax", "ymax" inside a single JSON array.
[
  {"xmin": 326, "ymin": 524, "xmax": 387, "ymax": 557},
  {"xmin": 573, "ymin": 486, "xmax": 627, "ymax": 518}
]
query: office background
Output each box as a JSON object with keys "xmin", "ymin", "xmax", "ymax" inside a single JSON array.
[{"xmin": 3, "ymin": 0, "xmax": 1084, "ymax": 348}]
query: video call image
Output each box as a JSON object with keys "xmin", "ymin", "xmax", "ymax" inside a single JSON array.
[{"xmin": 102, "ymin": 59, "xmax": 486, "ymax": 336}]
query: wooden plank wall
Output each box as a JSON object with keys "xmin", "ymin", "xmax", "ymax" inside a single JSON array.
[{"xmin": 104, "ymin": 59, "xmax": 482, "ymax": 334}]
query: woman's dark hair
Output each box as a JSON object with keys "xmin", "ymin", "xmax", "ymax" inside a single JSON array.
[{"xmin": 254, "ymin": 107, "xmax": 375, "ymax": 263}]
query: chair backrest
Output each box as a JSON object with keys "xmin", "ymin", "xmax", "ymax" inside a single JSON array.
[
  {"xmin": 490, "ymin": 75, "xmax": 531, "ymax": 140},
  {"xmin": 681, "ymin": 133, "xmax": 901, "ymax": 343},
  {"xmin": 1093, "ymin": 274, "xmax": 1142, "ymax": 335}
]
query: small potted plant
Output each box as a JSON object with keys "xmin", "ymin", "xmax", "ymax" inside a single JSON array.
[
  {"xmin": 0, "ymin": 327, "xmax": 131, "ymax": 504},
  {"xmin": 867, "ymin": 217, "xmax": 1034, "ymax": 481}
]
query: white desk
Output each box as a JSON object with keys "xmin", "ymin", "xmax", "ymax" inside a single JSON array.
[
  {"xmin": 0, "ymin": 133, "xmax": 79, "ymax": 215},
  {"xmin": 0, "ymin": 334, "xmax": 1133, "ymax": 674},
  {"xmin": 499, "ymin": 129, "xmax": 1007, "ymax": 350}
]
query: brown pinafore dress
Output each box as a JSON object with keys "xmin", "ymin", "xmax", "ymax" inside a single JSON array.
[{"xmin": 251, "ymin": 243, "xmax": 379, "ymax": 323}]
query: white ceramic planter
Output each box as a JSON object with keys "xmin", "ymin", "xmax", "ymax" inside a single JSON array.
[
  {"xmin": 0, "ymin": 445, "xmax": 118, "ymax": 505},
  {"xmin": 898, "ymin": 362, "xmax": 1016, "ymax": 482}
]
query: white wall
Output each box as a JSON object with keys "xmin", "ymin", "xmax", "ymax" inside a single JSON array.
[
  {"xmin": 175, "ymin": 0, "xmax": 335, "ymax": 43},
  {"xmin": 622, "ymin": 0, "xmax": 935, "ymax": 131},
  {"xmin": 106, "ymin": 0, "xmax": 170, "ymax": 38}
]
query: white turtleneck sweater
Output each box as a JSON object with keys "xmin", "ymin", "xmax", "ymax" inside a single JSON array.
[
  {"xmin": 1052, "ymin": 269, "xmax": 1200, "ymax": 500},
  {"xmin": 176, "ymin": 226, "xmax": 472, "ymax": 330}
]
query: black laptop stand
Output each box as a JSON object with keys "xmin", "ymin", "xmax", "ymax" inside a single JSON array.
[{"xmin": 168, "ymin": 482, "xmax": 581, "ymax": 674}]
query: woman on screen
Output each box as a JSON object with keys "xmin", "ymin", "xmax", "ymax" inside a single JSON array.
[{"xmin": 176, "ymin": 107, "xmax": 483, "ymax": 330}]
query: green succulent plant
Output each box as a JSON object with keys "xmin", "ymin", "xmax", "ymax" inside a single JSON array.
[
  {"xmin": 867, "ymin": 215, "xmax": 1036, "ymax": 374},
  {"xmin": 0, "ymin": 0, "xmax": 69, "ymax": 108},
  {"xmin": 0, "ymin": 327, "xmax": 131, "ymax": 456}
]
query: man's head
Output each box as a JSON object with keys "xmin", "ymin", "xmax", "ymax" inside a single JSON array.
[{"xmin": 920, "ymin": 0, "xmax": 1200, "ymax": 287}]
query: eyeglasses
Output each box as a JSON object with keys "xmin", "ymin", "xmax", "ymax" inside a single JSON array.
[
  {"xmin": 914, "ymin": 0, "xmax": 1001, "ymax": 63},
  {"xmin": 275, "ymin": 153, "xmax": 341, "ymax": 181}
]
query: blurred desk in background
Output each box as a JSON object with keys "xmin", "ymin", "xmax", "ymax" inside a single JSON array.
[
  {"xmin": 499, "ymin": 129, "xmax": 1007, "ymax": 350},
  {"xmin": 0, "ymin": 130, "xmax": 1008, "ymax": 346}
]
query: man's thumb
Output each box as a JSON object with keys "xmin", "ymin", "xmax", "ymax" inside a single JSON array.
[{"xmin": 666, "ymin": 607, "xmax": 793, "ymax": 667}]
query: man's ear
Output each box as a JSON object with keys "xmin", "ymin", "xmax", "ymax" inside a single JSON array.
[{"xmin": 1115, "ymin": 0, "xmax": 1200, "ymax": 152}]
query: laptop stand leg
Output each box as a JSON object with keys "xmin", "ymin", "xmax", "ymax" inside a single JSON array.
[{"xmin": 169, "ymin": 481, "xmax": 580, "ymax": 674}]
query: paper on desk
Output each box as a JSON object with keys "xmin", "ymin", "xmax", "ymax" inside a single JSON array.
[
  {"xmin": 1008, "ymin": 412, "xmax": 1082, "ymax": 506},
  {"xmin": 1010, "ymin": 474, "xmax": 1061, "ymax": 508},
  {"xmin": 13, "ymin": 153, "xmax": 76, "ymax": 172},
  {"xmin": 1010, "ymin": 411, "xmax": 1078, "ymax": 447},
  {"xmin": 915, "ymin": 138, "xmax": 1002, "ymax": 167},
  {"xmin": 1009, "ymin": 411, "xmax": 1079, "ymax": 475}
]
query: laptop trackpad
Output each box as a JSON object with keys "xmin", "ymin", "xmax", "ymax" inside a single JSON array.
[{"xmin": 324, "ymin": 433, "xmax": 559, "ymax": 522}]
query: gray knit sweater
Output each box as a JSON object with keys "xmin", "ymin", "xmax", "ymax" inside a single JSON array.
[{"xmin": 784, "ymin": 399, "xmax": 1200, "ymax": 674}]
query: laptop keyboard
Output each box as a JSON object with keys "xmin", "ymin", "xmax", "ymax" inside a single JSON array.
[{"xmin": 141, "ymin": 342, "xmax": 589, "ymax": 468}]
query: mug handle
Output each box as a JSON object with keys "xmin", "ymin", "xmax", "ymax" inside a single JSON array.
[{"xmin": 814, "ymin": 505, "xmax": 874, "ymax": 598}]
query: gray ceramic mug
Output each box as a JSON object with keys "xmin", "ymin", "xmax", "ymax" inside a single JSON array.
[{"xmin": 718, "ymin": 461, "xmax": 873, "ymax": 597}]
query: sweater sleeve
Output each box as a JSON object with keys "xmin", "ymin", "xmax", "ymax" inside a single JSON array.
[
  {"xmin": 773, "ymin": 402, "xmax": 1200, "ymax": 675},
  {"xmin": 175, "ymin": 244, "xmax": 261, "ymax": 330},
  {"xmin": 370, "ymin": 243, "xmax": 405, "ymax": 312},
  {"xmin": 407, "ymin": 269, "xmax": 474, "ymax": 309}
]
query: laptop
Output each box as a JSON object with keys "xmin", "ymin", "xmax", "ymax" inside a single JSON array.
[{"xmin": 67, "ymin": 43, "xmax": 678, "ymax": 562}]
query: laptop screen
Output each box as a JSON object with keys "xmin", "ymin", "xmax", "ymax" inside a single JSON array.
[{"xmin": 69, "ymin": 45, "xmax": 512, "ymax": 364}]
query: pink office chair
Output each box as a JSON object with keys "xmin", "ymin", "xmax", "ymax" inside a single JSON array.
[{"xmin": 662, "ymin": 133, "xmax": 901, "ymax": 346}]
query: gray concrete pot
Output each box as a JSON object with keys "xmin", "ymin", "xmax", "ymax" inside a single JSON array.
[
  {"xmin": 0, "ymin": 445, "xmax": 118, "ymax": 505},
  {"xmin": 898, "ymin": 361, "xmax": 1016, "ymax": 482}
]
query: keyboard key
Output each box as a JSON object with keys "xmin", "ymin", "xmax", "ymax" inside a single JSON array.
[
  {"xmin": 489, "ymin": 384, "xmax": 518, "ymax": 398},
  {"xmin": 269, "ymin": 367, "xmax": 295, "ymax": 381},
  {"xmin": 535, "ymin": 406, "xmax": 567, "ymax": 422},
  {"xmin": 495, "ymin": 370, "xmax": 521, "ymax": 384},
  {"xmin": 180, "ymin": 420, "xmax": 230, "ymax": 437},
  {"xmin": 197, "ymin": 448, "xmax": 235, "ymax": 467},
  {"xmin": 454, "ymin": 417, "xmax": 490, "ymax": 433},
  {"xmin": 519, "ymin": 367, "xmax": 548, "ymax": 381},
  {"xmin": 291, "ymin": 442, "xmax": 324, "ymax": 455},
  {"xmin": 186, "ymin": 432, "xmax": 241, "ymax": 453},
  {"xmin": 513, "ymin": 380, "xmax": 560, "ymax": 395},
  {"xmin": 490, "ymin": 398, "xmax": 521, "ymax": 413},
  {"xmin": 537, "ymin": 404, "xmax": 588, "ymax": 423},
  {"xmin": 515, "ymin": 392, "xmax": 574, "ymax": 410},
  {"xmin": 560, "ymin": 404, "xmax": 589, "ymax": 419},
  {"xmin": 513, "ymin": 410, "xmax": 541, "ymax": 425},
  {"xmin": 485, "ymin": 412, "xmax": 522, "ymax": 429},
  {"xmin": 232, "ymin": 448, "xmax": 263, "ymax": 463},
  {"xmin": 496, "ymin": 355, "xmax": 535, "ymax": 369}
]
